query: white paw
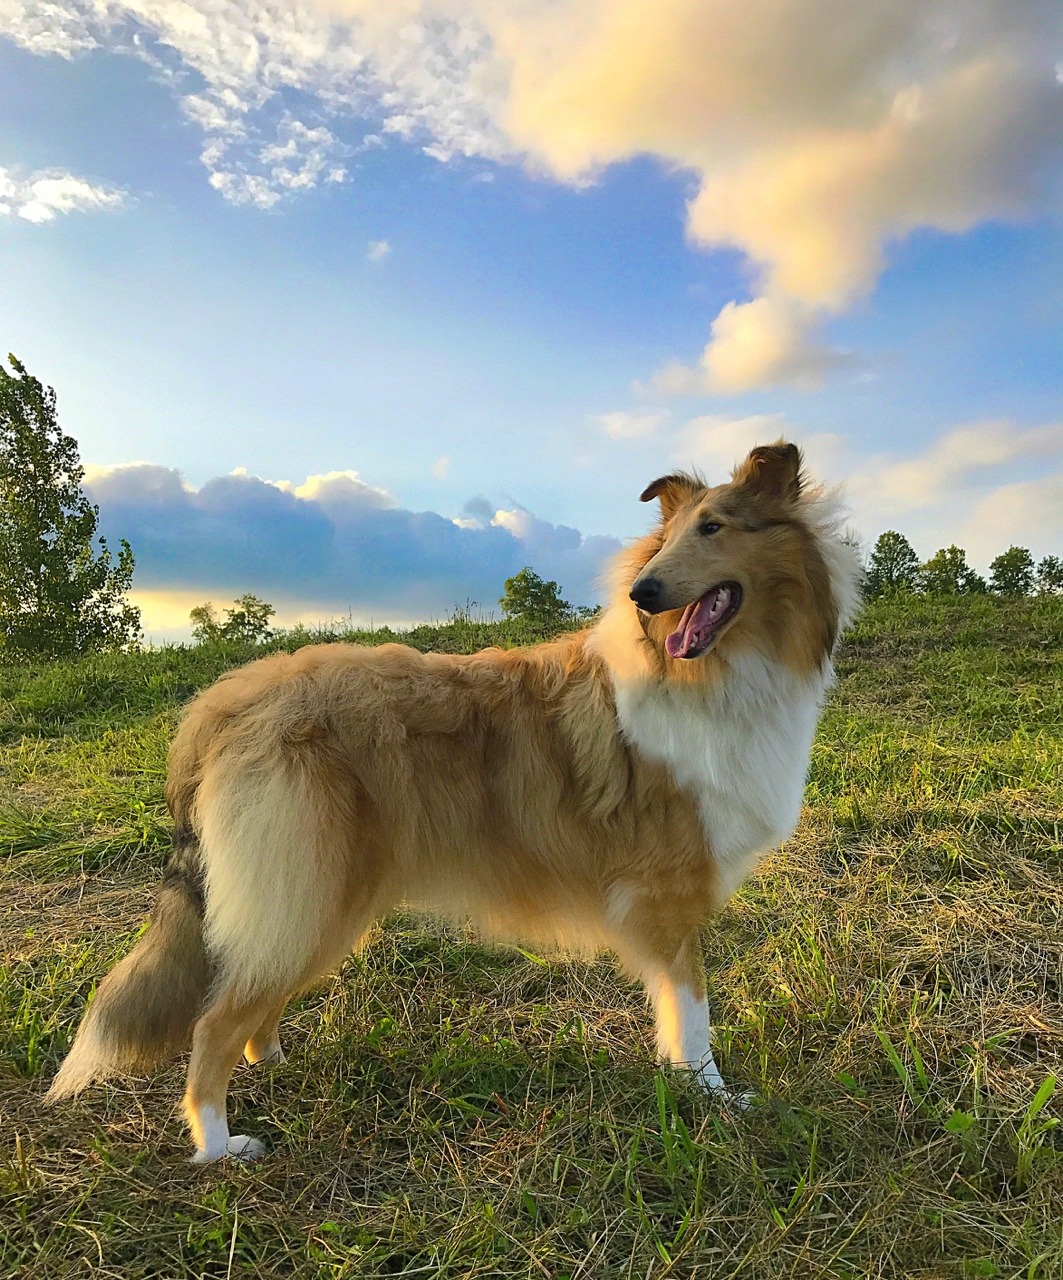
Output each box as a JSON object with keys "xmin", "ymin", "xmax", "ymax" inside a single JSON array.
[
  {"xmin": 190, "ymin": 1146, "xmax": 223, "ymax": 1165},
  {"xmin": 696, "ymin": 1077, "xmax": 754, "ymax": 1111},
  {"xmin": 226, "ymin": 1135, "xmax": 266, "ymax": 1160},
  {"xmin": 687, "ymin": 1064, "xmax": 753, "ymax": 1109},
  {"xmin": 189, "ymin": 1135, "xmax": 265, "ymax": 1164},
  {"xmin": 246, "ymin": 1045, "xmax": 285, "ymax": 1067}
]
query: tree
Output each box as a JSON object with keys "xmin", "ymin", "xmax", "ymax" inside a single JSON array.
[
  {"xmin": 499, "ymin": 567, "xmax": 571, "ymax": 630},
  {"xmin": 189, "ymin": 603, "xmax": 224, "ymax": 643},
  {"xmin": 0, "ymin": 355, "xmax": 141, "ymax": 660},
  {"xmin": 989, "ymin": 546, "xmax": 1035, "ymax": 596},
  {"xmin": 190, "ymin": 593, "xmax": 275, "ymax": 644},
  {"xmin": 1035, "ymin": 555, "xmax": 1063, "ymax": 595},
  {"xmin": 918, "ymin": 545, "xmax": 986, "ymax": 595},
  {"xmin": 865, "ymin": 530, "xmax": 920, "ymax": 597}
]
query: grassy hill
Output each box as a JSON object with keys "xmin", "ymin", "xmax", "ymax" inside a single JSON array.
[{"xmin": 1, "ymin": 596, "xmax": 1061, "ymax": 1278}]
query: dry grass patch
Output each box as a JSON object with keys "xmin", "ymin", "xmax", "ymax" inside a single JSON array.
[{"xmin": 2, "ymin": 598, "xmax": 1061, "ymax": 1278}]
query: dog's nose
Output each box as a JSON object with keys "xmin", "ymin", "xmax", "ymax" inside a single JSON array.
[{"xmin": 630, "ymin": 577, "xmax": 663, "ymax": 610}]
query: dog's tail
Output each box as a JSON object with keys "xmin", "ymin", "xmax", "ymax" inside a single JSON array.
[{"xmin": 46, "ymin": 824, "xmax": 213, "ymax": 1100}]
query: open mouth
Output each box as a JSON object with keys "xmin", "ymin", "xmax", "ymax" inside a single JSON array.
[{"xmin": 665, "ymin": 582, "xmax": 743, "ymax": 660}]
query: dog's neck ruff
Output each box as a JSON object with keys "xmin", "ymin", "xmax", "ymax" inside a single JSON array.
[
  {"xmin": 592, "ymin": 627, "xmax": 831, "ymax": 902},
  {"xmin": 590, "ymin": 485, "xmax": 859, "ymax": 903}
]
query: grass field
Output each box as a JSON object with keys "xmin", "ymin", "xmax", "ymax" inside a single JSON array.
[{"xmin": 2, "ymin": 597, "xmax": 1061, "ymax": 1279}]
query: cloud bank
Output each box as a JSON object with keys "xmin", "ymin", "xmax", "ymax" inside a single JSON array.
[
  {"xmin": 83, "ymin": 462, "xmax": 620, "ymax": 620},
  {"xmin": 5, "ymin": 1, "xmax": 1060, "ymax": 387}
]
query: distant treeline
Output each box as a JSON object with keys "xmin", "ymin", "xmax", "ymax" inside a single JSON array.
[
  {"xmin": 2, "ymin": 354, "xmax": 1061, "ymax": 664},
  {"xmin": 864, "ymin": 532, "xmax": 1061, "ymax": 599},
  {"xmin": 187, "ymin": 569, "xmax": 591, "ymax": 650}
]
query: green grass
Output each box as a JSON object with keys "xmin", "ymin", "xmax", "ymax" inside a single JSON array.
[{"xmin": 2, "ymin": 596, "xmax": 1061, "ymax": 1278}]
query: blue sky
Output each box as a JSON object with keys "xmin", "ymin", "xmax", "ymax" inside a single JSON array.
[{"xmin": 1, "ymin": 3, "xmax": 1061, "ymax": 637}]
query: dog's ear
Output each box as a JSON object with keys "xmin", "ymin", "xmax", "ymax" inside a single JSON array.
[
  {"xmin": 732, "ymin": 442, "xmax": 804, "ymax": 503},
  {"xmin": 639, "ymin": 472, "xmax": 702, "ymax": 520}
]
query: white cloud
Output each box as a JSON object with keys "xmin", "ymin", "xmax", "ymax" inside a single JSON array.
[
  {"xmin": 205, "ymin": 118, "xmax": 348, "ymax": 209},
  {"xmin": 958, "ymin": 473, "xmax": 1063, "ymax": 566},
  {"xmin": 0, "ymin": 165, "xmax": 126, "ymax": 222},
  {"xmin": 678, "ymin": 413, "xmax": 847, "ymax": 482},
  {"xmin": 848, "ymin": 422, "xmax": 1063, "ymax": 513},
  {"xmin": 84, "ymin": 459, "xmax": 192, "ymax": 494},
  {"xmin": 594, "ymin": 408, "xmax": 668, "ymax": 439},
  {"xmin": 4, "ymin": 1, "xmax": 1060, "ymax": 382},
  {"xmin": 431, "ymin": 454, "xmax": 450, "ymax": 479},
  {"xmin": 0, "ymin": 0, "xmax": 506, "ymax": 206},
  {"xmin": 667, "ymin": 413, "xmax": 1063, "ymax": 567},
  {"xmin": 367, "ymin": 238, "xmax": 391, "ymax": 262}
]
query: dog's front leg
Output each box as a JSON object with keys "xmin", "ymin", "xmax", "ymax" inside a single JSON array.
[
  {"xmin": 616, "ymin": 921, "xmax": 745, "ymax": 1104},
  {"xmin": 643, "ymin": 962, "xmax": 725, "ymax": 1091}
]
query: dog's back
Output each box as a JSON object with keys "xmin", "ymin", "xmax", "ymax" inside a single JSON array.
[{"xmin": 172, "ymin": 636, "xmax": 683, "ymax": 956}]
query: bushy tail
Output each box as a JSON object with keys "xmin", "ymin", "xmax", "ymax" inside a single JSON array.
[{"xmin": 46, "ymin": 828, "xmax": 213, "ymax": 1100}]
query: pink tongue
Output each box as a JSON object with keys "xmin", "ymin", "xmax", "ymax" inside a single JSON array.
[{"xmin": 665, "ymin": 586, "xmax": 725, "ymax": 659}]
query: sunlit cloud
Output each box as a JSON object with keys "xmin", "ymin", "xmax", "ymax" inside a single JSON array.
[
  {"xmin": 957, "ymin": 472, "xmax": 1063, "ymax": 566},
  {"xmin": 275, "ymin": 468, "xmax": 396, "ymax": 510},
  {"xmin": 491, "ymin": 0, "xmax": 1063, "ymax": 391},
  {"xmin": 651, "ymin": 296, "xmax": 851, "ymax": 395}
]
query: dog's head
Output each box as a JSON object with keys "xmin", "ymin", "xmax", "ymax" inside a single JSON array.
[{"xmin": 629, "ymin": 442, "xmax": 842, "ymax": 672}]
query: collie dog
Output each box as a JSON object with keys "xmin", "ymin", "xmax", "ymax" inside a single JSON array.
[{"xmin": 48, "ymin": 442, "xmax": 860, "ymax": 1162}]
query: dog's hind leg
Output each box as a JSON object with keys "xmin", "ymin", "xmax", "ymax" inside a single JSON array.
[
  {"xmin": 185, "ymin": 752, "xmax": 388, "ymax": 1158},
  {"xmin": 244, "ymin": 996, "xmax": 289, "ymax": 1066},
  {"xmin": 184, "ymin": 984, "xmax": 287, "ymax": 1163}
]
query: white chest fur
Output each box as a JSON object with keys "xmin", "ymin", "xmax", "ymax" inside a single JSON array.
[{"xmin": 612, "ymin": 652, "xmax": 829, "ymax": 901}]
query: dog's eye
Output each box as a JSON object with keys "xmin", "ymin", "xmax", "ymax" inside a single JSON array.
[{"xmin": 699, "ymin": 521, "xmax": 721, "ymax": 536}]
